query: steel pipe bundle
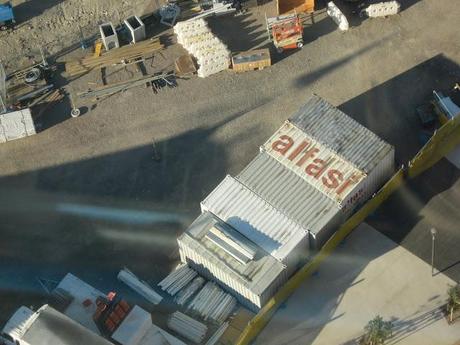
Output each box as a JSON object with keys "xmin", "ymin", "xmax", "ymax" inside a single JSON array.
[
  {"xmin": 188, "ymin": 282, "xmax": 237, "ymax": 323},
  {"xmin": 174, "ymin": 19, "xmax": 230, "ymax": 78},
  {"xmin": 167, "ymin": 311, "xmax": 208, "ymax": 343},
  {"xmin": 117, "ymin": 268, "xmax": 163, "ymax": 304},
  {"xmin": 158, "ymin": 264, "xmax": 198, "ymax": 295},
  {"xmin": 175, "ymin": 276, "xmax": 205, "ymax": 306}
]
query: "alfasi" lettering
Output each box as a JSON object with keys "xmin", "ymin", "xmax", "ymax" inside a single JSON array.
[{"xmin": 271, "ymin": 135, "xmax": 360, "ymax": 197}]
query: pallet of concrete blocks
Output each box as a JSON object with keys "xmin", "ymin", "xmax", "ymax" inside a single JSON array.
[
  {"xmin": 361, "ymin": 1, "xmax": 401, "ymax": 18},
  {"xmin": 174, "ymin": 19, "xmax": 230, "ymax": 78}
]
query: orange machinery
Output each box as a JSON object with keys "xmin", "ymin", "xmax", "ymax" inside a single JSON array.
[
  {"xmin": 277, "ymin": 0, "xmax": 314, "ymax": 15},
  {"xmin": 266, "ymin": 13, "xmax": 304, "ymax": 53}
]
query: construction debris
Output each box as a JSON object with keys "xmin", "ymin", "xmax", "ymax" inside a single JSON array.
[
  {"xmin": 117, "ymin": 268, "xmax": 163, "ymax": 305},
  {"xmin": 174, "ymin": 19, "xmax": 230, "ymax": 78},
  {"xmin": 188, "ymin": 282, "xmax": 237, "ymax": 323},
  {"xmin": 160, "ymin": 3, "xmax": 181, "ymax": 27},
  {"xmin": 158, "ymin": 264, "xmax": 198, "ymax": 296},
  {"xmin": 76, "ymin": 71, "xmax": 176, "ymax": 100},
  {"xmin": 65, "ymin": 38, "xmax": 164, "ymax": 77},
  {"xmin": 187, "ymin": 2, "xmax": 236, "ymax": 21},
  {"xmin": 327, "ymin": 2, "xmax": 349, "ymax": 31},
  {"xmin": 175, "ymin": 54, "xmax": 197, "ymax": 76},
  {"xmin": 167, "ymin": 311, "xmax": 208, "ymax": 344}
]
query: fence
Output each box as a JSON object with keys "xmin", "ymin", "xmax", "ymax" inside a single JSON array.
[{"xmin": 236, "ymin": 113, "xmax": 460, "ymax": 345}]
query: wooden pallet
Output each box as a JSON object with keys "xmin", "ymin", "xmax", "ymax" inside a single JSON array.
[{"xmin": 65, "ymin": 38, "xmax": 164, "ymax": 77}]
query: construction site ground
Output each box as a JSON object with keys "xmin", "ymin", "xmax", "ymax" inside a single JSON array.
[{"xmin": 1, "ymin": 0, "xmax": 460, "ymax": 338}]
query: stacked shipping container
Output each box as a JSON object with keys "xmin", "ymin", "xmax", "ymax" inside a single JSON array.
[{"xmin": 177, "ymin": 95, "xmax": 395, "ymax": 311}]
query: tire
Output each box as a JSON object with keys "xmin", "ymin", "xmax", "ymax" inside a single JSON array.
[
  {"xmin": 297, "ymin": 42, "xmax": 304, "ymax": 48},
  {"xmin": 0, "ymin": 25, "xmax": 7, "ymax": 31},
  {"xmin": 24, "ymin": 68, "xmax": 42, "ymax": 84},
  {"xmin": 71, "ymin": 108, "xmax": 81, "ymax": 118}
]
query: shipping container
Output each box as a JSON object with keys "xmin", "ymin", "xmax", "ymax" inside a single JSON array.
[
  {"xmin": 176, "ymin": 95, "xmax": 395, "ymax": 311},
  {"xmin": 201, "ymin": 175, "xmax": 309, "ymax": 263},
  {"xmin": 177, "ymin": 212, "xmax": 287, "ymax": 311},
  {"xmin": 0, "ymin": 108, "xmax": 36, "ymax": 143},
  {"xmin": 237, "ymin": 152, "xmax": 344, "ymax": 250},
  {"xmin": 263, "ymin": 95, "xmax": 395, "ymax": 210}
]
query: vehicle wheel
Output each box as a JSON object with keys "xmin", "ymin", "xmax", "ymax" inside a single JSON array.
[
  {"xmin": 297, "ymin": 42, "xmax": 304, "ymax": 48},
  {"xmin": 71, "ymin": 108, "xmax": 81, "ymax": 118},
  {"xmin": 24, "ymin": 68, "xmax": 42, "ymax": 84},
  {"xmin": 276, "ymin": 47, "xmax": 283, "ymax": 53},
  {"xmin": 0, "ymin": 25, "xmax": 7, "ymax": 31}
]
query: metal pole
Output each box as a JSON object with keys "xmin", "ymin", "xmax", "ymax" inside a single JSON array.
[{"xmin": 430, "ymin": 228, "xmax": 437, "ymax": 276}]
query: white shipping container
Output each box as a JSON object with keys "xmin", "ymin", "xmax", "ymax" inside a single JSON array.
[
  {"xmin": 0, "ymin": 108, "xmax": 36, "ymax": 143},
  {"xmin": 237, "ymin": 152, "xmax": 344, "ymax": 250},
  {"xmin": 177, "ymin": 212, "xmax": 287, "ymax": 311},
  {"xmin": 263, "ymin": 121, "xmax": 366, "ymax": 205},
  {"xmin": 201, "ymin": 175, "xmax": 309, "ymax": 263},
  {"xmin": 263, "ymin": 95, "xmax": 395, "ymax": 210}
]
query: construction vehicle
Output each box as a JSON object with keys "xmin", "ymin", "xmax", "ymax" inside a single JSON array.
[
  {"xmin": 0, "ymin": 2, "xmax": 15, "ymax": 31},
  {"xmin": 266, "ymin": 12, "xmax": 304, "ymax": 53}
]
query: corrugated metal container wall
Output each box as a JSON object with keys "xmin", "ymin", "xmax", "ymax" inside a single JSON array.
[
  {"xmin": 237, "ymin": 153, "xmax": 344, "ymax": 251},
  {"xmin": 262, "ymin": 121, "xmax": 366, "ymax": 205},
  {"xmin": 289, "ymin": 95, "xmax": 393, "ymax": 174},
  {"xmin": 178, "ymin": 234, "xmax": 278, "ymax": 311},
  {"xmin": 288, "ymin": 96, "xmax": 394, "ymax": 209},
  {"xmin": 201, "ymin": 175, "xmax": 309, "ymax": 263},
  {"xmin": 340, "ymin": 146, "xmax": 395, "ymax": 214}
]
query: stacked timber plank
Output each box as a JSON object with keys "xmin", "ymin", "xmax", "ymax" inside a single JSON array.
[
  {"xmin": 188, "ymin": 282, "xmax": 237, "ymax": 323},
  {"xmin": 65, "ymin": 38, "xmax": 164, "ymax": 77},
  {"xmin": 167, "ymin": 311, "xmax": 208, "ymax": 343},
  {"xmin": 117, "ymin": 268, "xmax": 163, "ymax": 305},
  {"xmin": 174, "ymin": 19, "xmax": 230, "ymax": 78},
  {"xmin": 158, "ymin": 264, "xmax": 198, "ymax": 295}
]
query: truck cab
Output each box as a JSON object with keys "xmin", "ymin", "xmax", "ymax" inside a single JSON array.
[{"xmin": 0, "ymin": 2, "xmax": 15, "ymax": 31}]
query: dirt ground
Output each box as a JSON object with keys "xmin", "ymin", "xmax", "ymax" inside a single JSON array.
[{"xmin": 0, "ymin": 0, "xmax": 460, "ymax": 332}]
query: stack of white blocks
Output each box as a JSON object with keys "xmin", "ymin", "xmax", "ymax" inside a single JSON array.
[
  {"xmin": 174, "ymin": 19, "xmax": 230, "ymax": 78},
  {"xmin": 364, "ymin": 1, "xmax": 401, "ymax": 18}
]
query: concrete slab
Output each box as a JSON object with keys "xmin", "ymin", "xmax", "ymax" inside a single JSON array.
[{"xmin": 255, "ymin": 223, "xmax": 460, "ymax": 345}]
